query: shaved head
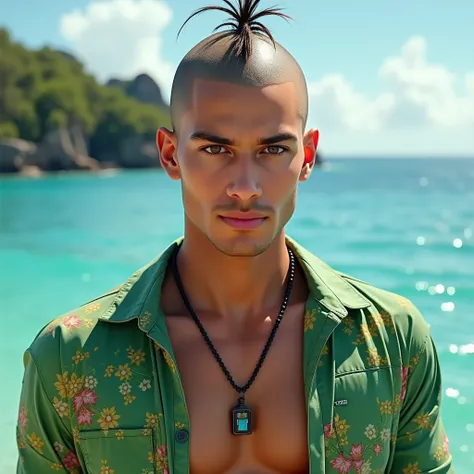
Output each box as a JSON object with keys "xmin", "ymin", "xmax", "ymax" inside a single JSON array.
[{"xmin": 170, "ymin": 0, "xmax": 308, "ymax": 131}]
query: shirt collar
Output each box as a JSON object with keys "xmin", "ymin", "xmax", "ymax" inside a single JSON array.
[
  {"xmin": 98, "ymin": 236, "xmax": 371, "ymax": 326},
  {"xmin": 285, "ymin": 236, "xmax": 371, "ymax": 316}
]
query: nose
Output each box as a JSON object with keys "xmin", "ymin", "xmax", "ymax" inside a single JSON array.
[{"xmin": 226, "ymin": 159, "xmax": 262, "ymax": 202}]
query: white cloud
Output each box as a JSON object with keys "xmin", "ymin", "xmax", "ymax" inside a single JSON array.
[
  {"xmin": 308, "ymin": 36, "xmax": 474, "ymax": 155},
  {"xmin": 308, "ymin": 75, "xmax": 395, "ymax": 133},
  {"xmin": 60, "ymin": 0, "xmax": 175, "ymax": 97}
]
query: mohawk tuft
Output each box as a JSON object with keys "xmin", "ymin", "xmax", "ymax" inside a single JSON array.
[{"xmin": 177, "ymin": 0, "xmax": 292, "ymax": 59}]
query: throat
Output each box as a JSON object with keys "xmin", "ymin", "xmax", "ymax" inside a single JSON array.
[{"xmin": 174, "ymin": 238, "xmax": 293, "ymax": 318}]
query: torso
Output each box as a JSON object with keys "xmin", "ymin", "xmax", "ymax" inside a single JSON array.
[{"xmin": 162, "ymin": 274, "xmax": 309, "ymax": 474}]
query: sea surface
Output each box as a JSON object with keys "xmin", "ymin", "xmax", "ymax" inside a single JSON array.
[{"xmin": 0, "ymin": 158, "xmax": 473, "ymax": 474}]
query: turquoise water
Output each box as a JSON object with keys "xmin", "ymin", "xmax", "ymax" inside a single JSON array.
[{"xmin": 1, "ymin": 158, "xmax": 473, "ymax": 473}]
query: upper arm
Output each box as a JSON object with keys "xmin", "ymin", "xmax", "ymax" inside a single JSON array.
[
  {"xmin": 391, "ymin": 313, "xmax": 454, "ymax": 473},
  {"xmin": 17, "ymin": 350, "xmax": 82, "ymax": 473}
]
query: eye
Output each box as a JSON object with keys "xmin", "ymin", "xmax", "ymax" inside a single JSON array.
[
  {"xmin": 262, "ymin": 146, "xmax": 286, "ymax": 155},
  {"xmin": 203, "ymin": 145, "xmax": 227, "ymax": 155}
]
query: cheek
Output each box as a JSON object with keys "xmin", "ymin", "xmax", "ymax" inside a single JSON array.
[
  {"xmin": 179, "ymin": 151, "xmax": 219, "ymax": 185},
  {"xmin": 180, "ymin": 162, "xmax": 221, "ymax": 209},
  {"xmin": 262, "ymin": 161, "xmax": 301, "ymax": 198},
  {"xmin": 179, "ymin": 153, "xmax": 206, "ymax": 186}
]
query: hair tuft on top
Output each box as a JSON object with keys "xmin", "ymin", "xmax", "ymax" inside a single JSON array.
[{"xmin": 177, "ymin": 0, "xmax": 292, "ymax": 59}]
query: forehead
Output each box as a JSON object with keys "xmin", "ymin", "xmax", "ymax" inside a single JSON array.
[{"xmin": 183, "ymin": 79, "xmax": 300, "ymax": 133}]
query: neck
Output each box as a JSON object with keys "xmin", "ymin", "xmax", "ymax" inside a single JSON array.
[{"xmin": 175, "ymin": 229, "xmax": 291, "ymax": 322}]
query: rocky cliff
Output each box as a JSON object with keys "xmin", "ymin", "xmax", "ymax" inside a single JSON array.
[{"xmin": 107, "ymin": 74, "xmax": 169, "ymax": 111}]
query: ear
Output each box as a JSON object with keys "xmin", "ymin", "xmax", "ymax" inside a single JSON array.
[
  {"xmin": 299, "ymin": 129, "xmax": 319, "ymax": 182},
  {"xmin": 156, "ymin": 127, "xmax": 180, "ymax": 180}
]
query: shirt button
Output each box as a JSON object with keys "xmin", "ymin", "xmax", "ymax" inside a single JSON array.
[{"xmin": 175, "ymin": 428, "xmax": 189, "ymax": 443}]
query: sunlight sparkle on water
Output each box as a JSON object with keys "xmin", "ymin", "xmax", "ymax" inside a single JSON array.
[
  {"xmin": 441, "ymin": 302, "xmax": 455, "ymax": 312},
  {"xmin": 416, "ymin": 236, "xmax": 426, "ymax": 245},
  {"xmin": 449, "ymin": 344, "xmax": 474, "ymax": 355},
  {"xmin": 460, "ymin": 344, "xmax": 474, "ymax": 355},
  {"xmin": 416, "ymin": 281, "xmax": 429, "ymax": 291},
  {"xmin": 421, "ymin": 283, "xmax": 456, "ymax": 296},
  {"xmin": 446, "ymin": 388, "xmax": 460, "ymax": 398}
]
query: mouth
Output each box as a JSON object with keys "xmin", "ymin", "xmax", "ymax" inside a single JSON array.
[{"xmin": 219, "ymin": 215, "xmax": 268, "ymax": 230}]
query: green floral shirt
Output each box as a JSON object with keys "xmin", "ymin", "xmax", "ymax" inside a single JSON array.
[{"xmin": 16, "ymin": 237, "xmax": 454, "ymax": 474}]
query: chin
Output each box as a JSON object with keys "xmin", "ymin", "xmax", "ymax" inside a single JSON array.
[{"xmin": 208, "ymin": 235, "xmax": 274, "ymax": 258}]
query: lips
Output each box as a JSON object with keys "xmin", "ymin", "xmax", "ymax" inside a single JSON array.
[{"xmin": 219, "ymin": 214, "xmax": 267, "ymax": 230}]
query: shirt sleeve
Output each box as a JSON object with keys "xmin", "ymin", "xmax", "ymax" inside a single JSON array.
[
  {"xmin": 16, "ymin": 350, "xmax": 82, "ymax": 474},
  {"xmin": 391, "ymin": 329, "xmax": 454, "ymax": 473}
]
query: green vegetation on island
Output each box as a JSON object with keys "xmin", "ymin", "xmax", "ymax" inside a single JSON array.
[{"xmin": 0, "ymin": 28, "xmax": 171, "ymax": 174}]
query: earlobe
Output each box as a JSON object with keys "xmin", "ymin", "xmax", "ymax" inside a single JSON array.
[
  {"xmin": 299, "ymin": 161, "xmax": 312, "ymax": 182},
  {"xmin": 299, "ymin": 148, "xmax": 313, "ymax": 181},
  {"xmin": 156, "ymin": 127, "xmax": 180, "ymax": 180}
]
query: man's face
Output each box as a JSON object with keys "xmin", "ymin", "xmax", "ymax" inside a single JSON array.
[{"xmin": 159, "ymin": 79, "xmax": 316, "ymax": 257}]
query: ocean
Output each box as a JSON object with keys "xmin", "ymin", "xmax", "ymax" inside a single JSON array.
[{"xmin": 0, "ymin": 158, "xmax": 473, "ymax": 473}]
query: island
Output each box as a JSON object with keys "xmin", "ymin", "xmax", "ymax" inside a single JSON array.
[{"xmin": 0, "ymin": 28, "xmax": 171, "ymax": 176}]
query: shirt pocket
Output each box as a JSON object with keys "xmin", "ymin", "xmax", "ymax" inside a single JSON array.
[
  {"xmin": 325, "ymin": 367, "xmax": 398, "ymax": 472},
  {"xmin": 79, "ymin": 428, "xmax": 158, "ymax": 474}
]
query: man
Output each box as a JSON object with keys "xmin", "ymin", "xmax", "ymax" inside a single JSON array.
[{"xmin": 16, "ymin": 1, "xmax": 453, "ymax": 473}]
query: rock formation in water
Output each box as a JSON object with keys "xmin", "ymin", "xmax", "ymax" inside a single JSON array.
[{"xmin": 107, "ymin": 74, "xmax": 169, "ymax": 111}]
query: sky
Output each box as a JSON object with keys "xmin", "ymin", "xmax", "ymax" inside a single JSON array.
[{"xmin": 2, "ymin": 0, "xmax": 474, "ymax": 156}]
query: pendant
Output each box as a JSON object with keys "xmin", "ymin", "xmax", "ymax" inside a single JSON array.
[{"xmin": 232, "ymin": 397, "xmax": 253, "ymax": 435}]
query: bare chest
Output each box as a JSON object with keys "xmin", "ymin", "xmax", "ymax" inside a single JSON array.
[{"xmin": 166, "ymin": 305, "xmax": 309, "ymax": 474}]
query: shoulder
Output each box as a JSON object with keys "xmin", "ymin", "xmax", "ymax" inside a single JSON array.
[
  {"xmin": 338, "ymin": 271, "xmax": 431, "ymax": 355},
  {"xmin": 38, "ymin": 285, "xmax": 120, "ymax": 338},
  {"xmin": 25, "ymin": 286, "xmax": 122, "ymax": 373}
]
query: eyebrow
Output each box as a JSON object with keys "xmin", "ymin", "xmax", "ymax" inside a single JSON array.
[{"xmin": 189, "ymin": 131, "xmax": 298, "ymax": 146}]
